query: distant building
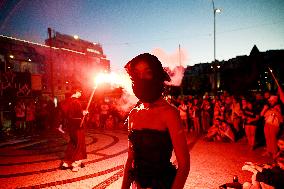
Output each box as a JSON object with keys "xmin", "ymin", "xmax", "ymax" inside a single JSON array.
[
  {"xmin": 0, "ymin": 35, "xmax": 46, "ymax": 101},
  {"xmin": 44, "ymin": 30, "xmax": 110, "ymax": 100},
  {"xmin": 182, "ymin": 45, "xmax": 284, "ymax": 95},
  {"xmin": 0, "ymin": 30, "xmax": 110, "ymax": 102}
]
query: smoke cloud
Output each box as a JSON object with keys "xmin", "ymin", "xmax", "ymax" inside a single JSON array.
[{"xmin": 151, "ymin": 47, "xmax": 188, "ymax": 86}]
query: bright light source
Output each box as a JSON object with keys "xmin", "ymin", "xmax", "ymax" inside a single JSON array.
[
  {"xmin": 54, "ymin": 97, "xmax": 58, "ymax": 107},
  {"xmin": 65, "ymin": 81, "xmax": 69, "ymax": 84},
  {"xmin": 217, "ymin": 65, "xmax": 220, "ymax": 68},
  {"xmin": 28, "ymin": 58, "xmax": 31, "ymax": 62},
  {"xmin": 215, "ymin": 8, "xmax": 221, "ymax": 13},
  {"xmin": 211, "ymin": 66, "xmax": 213, "ymax": 69},
  {"xmin": 73, "ymin": 35, "xmax": 79, "ymax": 40},
  {"xmin": 9, "ymin": 55, "xmax": 14, "ymax": 59},
  {"xmin": 93, "ymin": 72, "xmax": 133, "ymax": 94},
  {"xmin": 95, "ymin": 73, "xmax": 118, "ymax": 85}
]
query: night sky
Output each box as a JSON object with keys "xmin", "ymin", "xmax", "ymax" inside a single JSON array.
[{"xmin": 0, "ymin": 0, "xmax": 284, "ymax": 71}]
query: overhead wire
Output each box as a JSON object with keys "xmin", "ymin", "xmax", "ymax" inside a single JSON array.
[{"xmin": 101, "ymin": 20, "xmax": 284, "ymax": 47}]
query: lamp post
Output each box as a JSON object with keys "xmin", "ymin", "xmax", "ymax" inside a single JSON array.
[
  {"xmin": 212, "ymin": 0, "xmax": 221, "ymax": 62},
  {"xmin": 211, "ymin": 0, "xmax": 221, "ymax": 95}
]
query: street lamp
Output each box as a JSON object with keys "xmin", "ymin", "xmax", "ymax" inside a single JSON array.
[
  {"xmin": 212, "ymin": 0, "xmax": 221, "ymax": 62},
  {"xmin": 73, "ymin": 35, "xmax": 79, "ymax": 40},
  {"xmin": 211, "ymin": 0, "xmax": 221, "ymax": 95}
]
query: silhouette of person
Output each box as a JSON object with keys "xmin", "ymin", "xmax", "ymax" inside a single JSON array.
[{"xmin": 121, "ymin": 53, "xmax": 190, "ymax": 189}]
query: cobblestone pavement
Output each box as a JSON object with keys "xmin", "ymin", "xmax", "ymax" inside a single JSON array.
[{"xmin": 0, "ymin": 129, "xmax": 271, "ymax": 189}]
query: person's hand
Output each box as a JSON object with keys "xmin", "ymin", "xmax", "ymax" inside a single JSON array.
[
  {"xmin": 58, "ymin": 124, "xmax": 65, "ymax": 134},
  {"xmin": 263, "ymin": 105, "xmax": 269, "ymax": 111},
  {"xmin": 83, "ymin": 110, "xmax": 89, "ymax": 116},
  {"xmin": 262, "ymin": 163, "xmax": 272, "ymax": 169},
  {"xmin": 246, "ymin": 118, "xmax": 253, "ymax": 124},
  {"xmin": 244, "ymin": 162, "xmax": 254, "ymax": 166},
  {"xmin": 242, "ymin": 162, "xmax": 258, "ymax": 174},
  {"xmin": 242, "ymin": 164, "xmax": 254, "ymax": 172}
]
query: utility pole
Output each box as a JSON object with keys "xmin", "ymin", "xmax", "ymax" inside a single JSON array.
[
  {"xmin": 178, "ymin": 44, "xmax": 183, "ymax": 96},
  {"xmin": 179, "ymin": 44, "xmax": 181, "ymax": 66}
]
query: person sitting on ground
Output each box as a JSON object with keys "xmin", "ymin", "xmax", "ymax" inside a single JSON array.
[
  {"xmin": 204, "ymin": 117, "xmax": 235, "ymax": 142},
  {"xmin": 204, "ymin": 103, "xmax": 235, "ymax": 142},
  {"xmin": 242, "ymin": 151, "xmax": 284, "ymax": 189}
]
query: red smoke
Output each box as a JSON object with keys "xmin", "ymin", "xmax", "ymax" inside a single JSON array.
[{"xmin": 151, "ymin": 47, "xmax": 188, "ymax": 86}]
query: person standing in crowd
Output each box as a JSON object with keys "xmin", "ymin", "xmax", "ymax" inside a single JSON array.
[
  {"xmin": 192, "ymin": 97, "xmax": 201, "ymax": 134},
  {"xmin": 187, "ymin": 100, "xmax": 194, "ymax": 132},
  {"xmin": 241, "ymin": 97, "xmax": 259, "ymax": 150},
  {"xmin": 254, "ymin": 92, "xmax": 266, "ymax": 149},
  {"xmin": 14, "ymin": 99, "xmax": 26, "ymax": 134},
  {"xmin": 231, "ymin": 96, "xmax": 242, "ymax": 135},
  {"xmin": 36, "ymin": 99, "xmax": 49, "ymax": 133},
  {"xmin": 25, "ymin": 100, "xmax": 36, "ymax": 135},
  {"xmin": 261, "ymin": 95, "xmax": 283, "ymax": 158},
  {"xmin": 121, "ymin": 53, "xmax": 190, "ymax": 189},
  {"xmin": 201, "ymin": 96, "xmax": 212, "ymax": 133},
  {"xmin": 46, "ymin": 95, "xmax": 56, "ymax": 130},
  {"xmin": 99, "ymin": 99, "xmax": 110, "ymax": 129},
  {"xmin": 178, "ymin": 99, "xmax": 189, "ymax": 133},
  {"xmin": 263, "ymin": 91, "xmax": 271, "ymax": 104},
  {"xmin": 60, "ymin": 88, "xmax": 87, "ymax": 172}
]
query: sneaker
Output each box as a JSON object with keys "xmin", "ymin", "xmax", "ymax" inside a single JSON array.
[
  {"xmin": 71, "ymin": 160, "xmax": 82, "ymax": 167},
  {"xmin": 71, "ymin": 160, "xmax": 85, "ymax": 172},
  {"xmin": 60, "ymin": 166, "xmax": 70, "ymax": 170},
  {"xmin": 80, "ymin": 163, "xmax": 85, "ymax": 168},
  {"xmin": 71, "ymin": 166, "xmax": 80, "ymax": 172},
  {"xmin": 60, "ymin": 162, "xmax": 71, "ymax": 170}
]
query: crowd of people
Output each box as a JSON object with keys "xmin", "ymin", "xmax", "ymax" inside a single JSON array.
[
  {"xmin": 1, "ymin": 96, "xmax": 56, "ymax": 137},
  {"xmin": 0, "ymin": 94, "xmax": 130, "ymax": 138},
  {"xmin": 168, "ymin": 89, "xmax": 284, "ymax": 189},
  {"xmin": 171, "ymin": 91, "xmax": 284, "ymax": 158}
]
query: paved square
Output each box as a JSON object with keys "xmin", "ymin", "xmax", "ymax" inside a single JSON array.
[{"xmin": 0, "ymin": 129, "xmax": 270, "ymax": 189}]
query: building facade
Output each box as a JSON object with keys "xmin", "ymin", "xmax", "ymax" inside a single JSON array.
[
  {"xmin": 0, "ymin": 31, "xmax": 110, "ymax": 103},
  {"xmin": 182, "ymin": 45, "xmax": 284, "ymax": 96}
]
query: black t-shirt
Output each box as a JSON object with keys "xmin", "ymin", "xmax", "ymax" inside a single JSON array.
[{"xmin": 256, "ymin": 166, "xmax": 284, "ymax": 189}]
